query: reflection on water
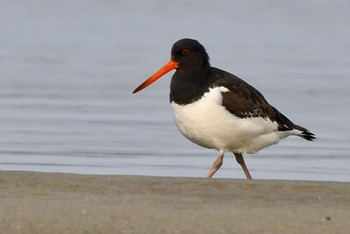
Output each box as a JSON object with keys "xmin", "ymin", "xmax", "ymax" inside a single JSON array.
[{"xmin": 0, "ymin": 1, "xmax": 349, "ymax": 181}]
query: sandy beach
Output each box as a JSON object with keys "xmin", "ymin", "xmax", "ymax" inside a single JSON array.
[{"xmin": 0, "ymin": 171, "xmax": 349, "ymax": 234}]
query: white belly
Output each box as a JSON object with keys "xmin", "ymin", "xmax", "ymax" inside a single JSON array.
[{"xmin": 171, "ymin": 87, "xmax": 288, "ymax": 154}]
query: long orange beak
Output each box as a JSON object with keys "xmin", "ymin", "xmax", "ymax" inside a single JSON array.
[{"xmin": 133, "ymin": 60, "xmax": 178, "ymax": 93}]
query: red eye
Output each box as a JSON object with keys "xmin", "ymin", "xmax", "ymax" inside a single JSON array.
[{"xmin": 181, "ymin": 49, "xmax": 190, "ymax": 55}]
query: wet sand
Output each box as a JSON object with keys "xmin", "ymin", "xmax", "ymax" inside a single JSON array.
[{"xmin": 0, "ymin": 171, "xmax": 349, "ymax": 234}]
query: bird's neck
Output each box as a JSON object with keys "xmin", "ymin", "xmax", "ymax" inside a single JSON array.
[{"xmin": 169, "ymin": 67, "xmax": 212, "ymax": 105}]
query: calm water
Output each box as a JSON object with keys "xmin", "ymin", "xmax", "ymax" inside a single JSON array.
[{"xmin": 1, "ymin": 1, "xmax": 349, "ymax": 181}]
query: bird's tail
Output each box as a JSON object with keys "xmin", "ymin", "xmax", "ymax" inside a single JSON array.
[
  {"xmin": 274, "ymin": 107, "xmax": 316, "ymax": 141},
  {"xmin": 293, "ymin": 124, "xmax": 316, "ymax": 141}
]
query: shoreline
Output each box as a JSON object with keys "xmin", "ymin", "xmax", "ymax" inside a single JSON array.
[{"xmin": 1, "ymin": 171, "xmax": 349, "ymax": 233}]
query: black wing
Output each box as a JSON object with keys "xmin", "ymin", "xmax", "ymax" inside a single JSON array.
[{"xmin": 209, "ymin": 68, "xmax": 315, "ymax": 140}]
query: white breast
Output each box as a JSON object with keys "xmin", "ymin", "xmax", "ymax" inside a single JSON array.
[{"xmin": 171, "ymin": 87, "xmax": 287, "ymax": 154}]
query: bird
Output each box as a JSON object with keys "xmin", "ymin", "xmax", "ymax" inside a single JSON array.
[{"xmin": 133, "ymin": 38, "xmax": 315, "ymax": 180}]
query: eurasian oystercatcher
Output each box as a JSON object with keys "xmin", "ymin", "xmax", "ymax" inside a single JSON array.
[{"xmin": 133, "ymin": 38, "xmax": 315, "ymax": 180}]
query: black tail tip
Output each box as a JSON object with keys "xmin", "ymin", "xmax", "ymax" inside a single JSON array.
[{"xmin": 301, "ymin": 130, "xmax": 316, "ymax": 141}]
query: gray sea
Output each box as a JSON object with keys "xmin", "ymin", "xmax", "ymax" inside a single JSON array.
[{"xmin": 1, "ymin": 0, "xmax": 349, "ymax": 181}]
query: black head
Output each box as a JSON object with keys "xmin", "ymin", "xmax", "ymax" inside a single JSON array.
[
  {"xmin": 171, "ymin": 38, "xmax": 210, "ymax": 70},
  {"xmin": 133, "ymin": 38, "xmax": 210, "ymax": 93}
]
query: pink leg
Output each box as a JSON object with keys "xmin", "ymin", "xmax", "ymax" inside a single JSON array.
[
  {"xmin": 207, "ymin": 150, "xmax": 225, "ymax": 178},
  {"xmin": 234, "ymin": 153, "xmax": 253, "ymax": 180}
]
